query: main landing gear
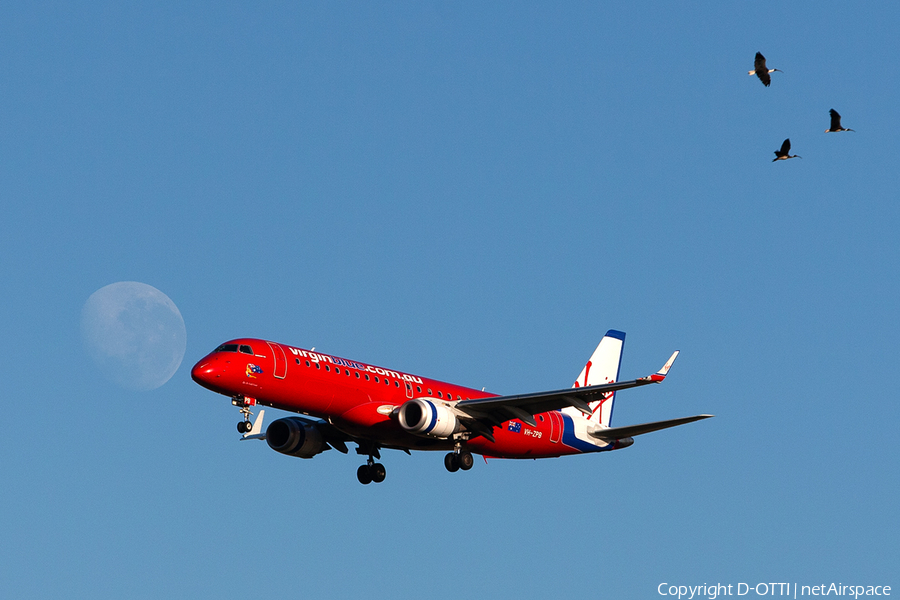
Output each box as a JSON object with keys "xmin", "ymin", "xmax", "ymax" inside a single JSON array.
[
  {"xmin": 444, "ymin": 448, "xmax": 474, "ymax": 473},
  {"xmin": 232, "ymin": 395, "xmax": 256, "ymax": 433},
  {"xmin": 356, "ymin": 443, "xmax": 386, "ymax": 485},
  {"xmin": 444, "ymin": 435, "xmax": 475, "ymax": 473},
  {"xmin": 357, "ymin": 459, "xmax": 387, "ymax": 485}
]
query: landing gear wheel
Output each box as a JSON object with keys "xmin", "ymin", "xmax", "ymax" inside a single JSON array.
[
  {"xmin": 444, "ymin": 452, "xmax": 460, "ymax": 472},
  {"xmin": 237, "ymin": 421, "xmax": 249, "ymax": 433},
  {"xmin": 357, "ymin": 464, "xmax": 372, "ymax": 485},
  {"xmin": 458, "ymin": 451, "xmax": 474, "ymax": 471},
  {"xmin": 370, "ymin": 463, "xmax": 386, "ymax": 483}
]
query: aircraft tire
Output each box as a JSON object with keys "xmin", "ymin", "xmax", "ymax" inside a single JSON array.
[
  {"xmin": 371, "ymin": 463, "xmax": 386, "ymax": 483},
  {"xmin": 444, "ymin": 452, "xmax": 460, "ymax": 473},
  {"xmin": 458, "ymin": 451, "xmax": 474, "ymax": 471},
  {"xmin": 357, "ymin": 465, "xmax": 372, "ymax": 485},
  {"xmin": 237, "ymin": 421, "xmax": 248, "ymax": 433}
]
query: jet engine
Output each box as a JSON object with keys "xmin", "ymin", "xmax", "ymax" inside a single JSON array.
[
  {"xmin": 266, "ymin": 417, "xmax": 328, "ymax": 458},
  {"xmin": 611, "ymin": 437, "xmax": 634, "ymax": 450},
  {"xmin": 395, "ymin": 398, "xmax": 461, "ymax": 438}
]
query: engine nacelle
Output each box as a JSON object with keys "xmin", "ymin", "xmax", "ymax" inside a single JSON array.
[
  {"xmin": 611, "ymin": 436, "xmax": 634, "ymax": 450},
  {"xmin": 395, "ymin": 398, "xmax": 461, "ymax": 438},
  {"xmin": 266, "ymin": 417, "xmax": 328, "ymax": 458}
]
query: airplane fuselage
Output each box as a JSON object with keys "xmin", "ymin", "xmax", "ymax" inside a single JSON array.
[{"xmin": 191, "ymin": 338, "xmax": 611, "ymax": 459}]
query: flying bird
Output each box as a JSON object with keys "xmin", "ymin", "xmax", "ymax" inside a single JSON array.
[
  {"xmin": 749, "ymin": 52, "xmax": 782, "ymax": 87},
  {"xmin": 825, "ymin": 109, "xmax": 854, "ymax": 133},
  {"xmin": 773, "ymin": 138, "xmax": 801, "ymax": 161}
]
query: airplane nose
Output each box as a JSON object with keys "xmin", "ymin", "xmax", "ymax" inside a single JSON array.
[{"xmin": 191, "ymin": 358, "xmax": 219, "ymax": 388}]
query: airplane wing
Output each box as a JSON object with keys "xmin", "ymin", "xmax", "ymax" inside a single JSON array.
[
  {"xmin": 587, "ymin": 414, "xmax": 713, "ymax": 442},
  {"xmin": 455, "ymin": 351, "xmax": 680, "ymax": 428},
  {"xmin": 295, "ymin": 416, "xmax": 354, "ymax": 453}
]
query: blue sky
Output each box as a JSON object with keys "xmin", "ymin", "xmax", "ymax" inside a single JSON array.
[{"xmin": 2, "ymin": 2, "xmax": 898, "ymax": 598}]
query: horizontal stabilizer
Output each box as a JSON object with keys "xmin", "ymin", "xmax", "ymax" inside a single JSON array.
[{"xmin": 588, "ymin": 414, "xmax": 713, "ymax": 442}]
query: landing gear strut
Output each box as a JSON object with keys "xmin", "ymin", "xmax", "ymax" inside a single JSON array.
[{"xmin": 232, "ymin": 395, "xmax": 256, "ymax": 433}]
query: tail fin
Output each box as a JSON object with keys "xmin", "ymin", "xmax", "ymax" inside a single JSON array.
[{"xmin": 572, "ymin": 330, "xmax": 625, "ymax": 427}]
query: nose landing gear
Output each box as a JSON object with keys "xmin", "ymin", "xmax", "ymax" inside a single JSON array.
[{"xmin": 232, "ymin": 395, "xmax": 257, "ymax": 433}]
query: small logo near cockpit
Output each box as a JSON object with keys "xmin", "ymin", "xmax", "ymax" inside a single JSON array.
[{"xmin": 246, "ymin": 364, "xmax": 263, "ymax": 378}]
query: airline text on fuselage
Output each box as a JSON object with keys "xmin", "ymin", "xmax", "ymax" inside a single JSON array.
[{"xmin": 288, "ymin": 347, "xmax": 424, "ymax": 384}]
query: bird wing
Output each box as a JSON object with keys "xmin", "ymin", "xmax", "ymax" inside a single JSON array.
[
  {"xmin": 754, "ymin": 52, "xmax": 766, "ymax": 72},
  {"xmin": 829, "ymin": 109, "xmax": 842, "ymax": 130},
  {"xmin": 781, "ymin": 138, "xmax": 791, "ymax": 154},
  {"xmin": 754, "ymin": 53, "xmax": 773, "ymax": 85}
]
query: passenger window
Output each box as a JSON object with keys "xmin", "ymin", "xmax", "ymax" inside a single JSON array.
[
  {"xmin": 355, "ymin": 372, "xmax": 360, "ymax": 378},
  {"xmin": 365, "ymin": 374, "xmax": 370, "ymax": 381},
  {"xmin": 416, "ymin": 386, "xmax": 421, "ymax": 393},
  {"xmin": 538, "ymin": 415, "xmax": 544, "ymax": 422},
  {"xmin": 315, "ymin": 363, "xmax": 320, "ymax": 369},
  {"xmin": 325, "ymin": 365, "xmax": 330, "ymax": 372},
  {"xmin": 295, "ymin": 358, "xmax": 300, "ymax": 365},
  {"xmin": 427, "ymin": 389, "xmax": 432, "ymax": 395},
  {"xmin": 306, "ymin": 361, "xmax": 310, "ymax": 367},
  {"xmin": 346, "ymin": 369, "xmax": 351, "ymax": 376},
  {"xmin": 374, "ymin": 377, "xmax": 379, "ymax": 383},
  {"xmin": 394, "ymin": 381, "xmax": 399, "ymax": 387},
  {"xmin": 438, "ymin": 391, "xmax": 443, "ymax": 398},
  {"xmin": 385, "ymin": 378, "xmax": 390, "ymax": 385}
]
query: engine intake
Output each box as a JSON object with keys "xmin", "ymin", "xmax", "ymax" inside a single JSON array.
[
  {"xmin": 266, "ymin": 417, "xmax": 328, "ymax": 458},
  {"xmin": 396, "ymin": 398, "xmax": 460, "ymax": 438}
]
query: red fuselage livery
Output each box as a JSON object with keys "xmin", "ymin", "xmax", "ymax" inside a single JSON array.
[{"xmin": 191, "ymin": 331, "xmax": 711, "ymax": 484}]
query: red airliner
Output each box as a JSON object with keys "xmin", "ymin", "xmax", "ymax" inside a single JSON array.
[{"xmin": 191, "ymin": 330, "xmax": 712, "ymax": 484}]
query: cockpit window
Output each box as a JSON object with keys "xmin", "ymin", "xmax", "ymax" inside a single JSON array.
[
  {"xmin": 215, "ymin": 344, "xmax": 239, "ymax": 353},
  {"xmin": 239, "ymin": 345, "xmax": 254, "ymax": 355}
]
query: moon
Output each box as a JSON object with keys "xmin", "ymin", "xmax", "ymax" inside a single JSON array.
[{"xmin": 80, "ymin": 282, "xmax": 187, "ymax": 391}]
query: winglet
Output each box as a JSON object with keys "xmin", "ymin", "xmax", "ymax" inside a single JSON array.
[
  {"xmin": 241, "ymin": 409, "xmax": 266, "ymax": 441},
  {"xmin": 658, "ymin": 350, "xmax": 679, "ymax": 375},
  {"xmin": 646, "ymin": 350, "xmax": 679, "ymax": 383}
]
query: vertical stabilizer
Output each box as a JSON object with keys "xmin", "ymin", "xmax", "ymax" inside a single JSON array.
[{"xmin": 572, "ymin": 330, "xmax": 625, "ymax": 426}]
